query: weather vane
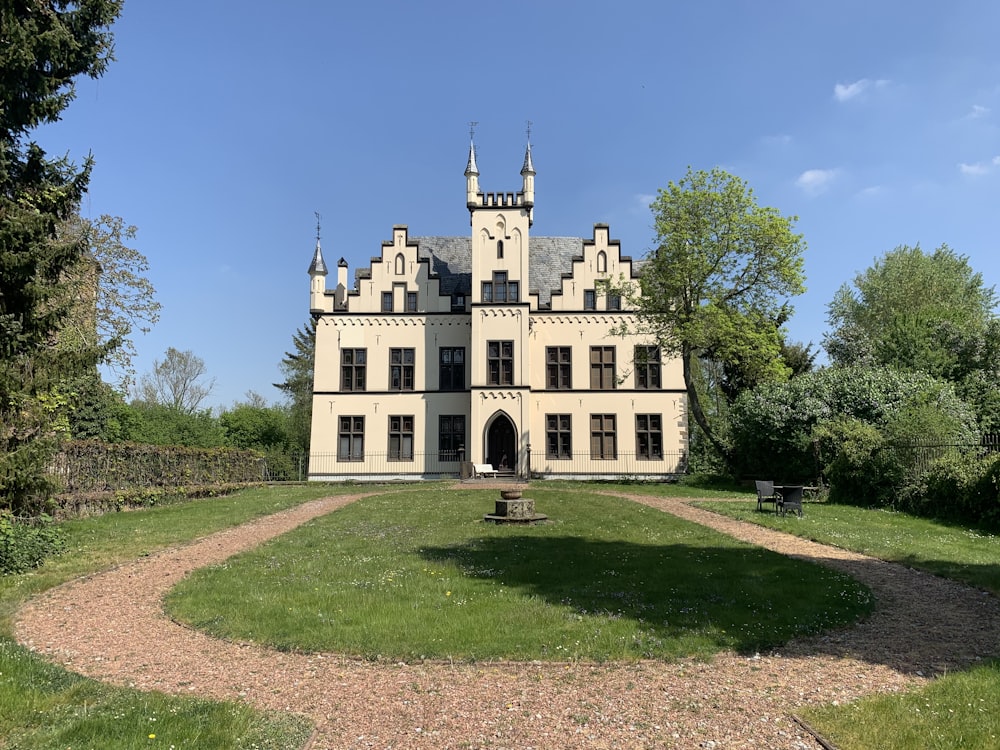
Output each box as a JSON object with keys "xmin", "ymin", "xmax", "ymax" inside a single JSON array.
[
  {"xmin": 526, "ymin": 119, "xmax": 533, "ymax": 143},
  {"xmin": 314, "ymin": 211, "xmax": 321, "ymax": 242},
  {"xmin": 469, "ymin": 121, "xmax": 478, "ymax": 141}
]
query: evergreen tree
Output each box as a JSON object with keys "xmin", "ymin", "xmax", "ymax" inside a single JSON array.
[
  {"xmin": 274, "ymin": 318, "xmax": 316, "ymax": 453},
  {"xmin": 0, "ymin": 1, "xmax": 123, "ymax": 513}
]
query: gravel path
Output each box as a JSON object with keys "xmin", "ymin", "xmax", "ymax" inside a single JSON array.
[{"xmin": 14, "ymin": 489, "xmax": 1000, "ymax": 749}]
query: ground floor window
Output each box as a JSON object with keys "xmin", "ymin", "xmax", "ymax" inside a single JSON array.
[
  {"xmin": 590, "ymin": 414, "xmax": 617, "ymax": 459},
  {"xmin": 545, "ymin": 414, "xmax": 572, "ymax": 459},
  {"xmin": 338, "ymin": 416, "xmax": 364, "ymax": 461},
  {"xmin": 388, "ymin": 415, "xmax": 414, "ymax": 460},
  {"xmin": 636, "ymin": 414, "xmax": 663, "ymax": 459},
  {"xmin": 439, "ymin": 415, "xmax": 465, "ymax": 461}
]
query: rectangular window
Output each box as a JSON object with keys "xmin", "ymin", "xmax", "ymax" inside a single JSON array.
[
  {"xmin": 389, "ymin": 348, "xmax": 415, "ymax": 391},
  {"xmin": 590, "ymin": 346, "xmax": 616, "ymax": 390},
  {"xmin": 439, "ymin": 347, "xmax": 465, "ymax": 390},
  {"xmin": 598, "ymin": 280, "xmax": 621, "ymax": 310},
  {"xmin": 381, "ymin": 291, "xmax": 393, "ymax": 312},
  {"xmin": 482, "ymin": 271, "xmax": 519, "ymax": 304},
  {"xmin": 341, "ymin": 348, "xmax": 367, "ymax": 392},
  {"xmin": 487, "ymin": 340, "xmax": 514, "ymax": 386},
  {"xmin": 545, "ymin": 414, "xmax": 572, "ymax": 459},
  {"xmin": 636, "ymin": 414, "xmax": 663, "ymax": 460},
  {"xmin": 584, "ymin": 289, "xmax": 596, "ymax": 310},
  {"xmin": 451, "ymin": 293, "xmax": 466, "ymax": 311},
  {"xmin": 607, "ymin": 291, "xmax": 621, "ymax": 310},
  {"xmin": 338, "ymin": 416, "xmax": 364, "ymax": 461},
  {"xmin": 439, "ymin": 415, "xmax": 466, "ymax": 461},
  {"xmin": 546, "ymin": 346, "xmax": 572, "ymax": 389},
  {"xmin": 388, "ymin": 415, "xmax": 414, "ymax": 461},
  {"xmin": 590, "ymin": 414, "xmax": 617, "ymax": 459},
  {"xmin": 634, "ymin": 345, "xmax": 662, "ymax": 390},
  {"xmin": 406, "ymin": 291, "xmax": 418, "ymax": 312}
]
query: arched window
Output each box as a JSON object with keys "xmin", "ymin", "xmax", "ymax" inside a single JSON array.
[
  {"xmin": 597, "ymin": 251, "xmax": 607, "ymax": 273},
  {"xmin": 395, "ymin": 253, "xmax": 405, "ymax": 275},
  {"xmin": 497, "ymin": 240, "xmax": 504, "ymax": 258}
]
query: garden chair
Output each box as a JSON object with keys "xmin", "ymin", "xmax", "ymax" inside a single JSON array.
[
  {"xmin": 779, "ymin": 485, "xmax": 804, "ymax": 517},
  {"xmin": 755, "ymin": 480, "xmax": 781, "ymax": 512}
]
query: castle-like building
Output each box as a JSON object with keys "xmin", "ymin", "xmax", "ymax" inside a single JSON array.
[{"xmin": 307, "ymin": 140, "xmax": 687, "ymax": 480}]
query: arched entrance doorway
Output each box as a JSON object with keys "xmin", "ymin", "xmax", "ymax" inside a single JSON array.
[{"xmin": 485, "ymin": 412, "xmax": 516, "ymax": 473}]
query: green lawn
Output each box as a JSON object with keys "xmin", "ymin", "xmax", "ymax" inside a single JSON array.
[
  {"xmin": 695, "ymin": 493, "xmax": 1000, "ymax": 749},
  {"xmin": 0, "ymin": 484, "xmax": 340, "ymax": 750},
  {"xmin": 165, "ymin": 486, "xmax": 871, "ymax": 661}
]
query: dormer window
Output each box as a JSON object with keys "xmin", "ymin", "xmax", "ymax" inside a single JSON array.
[{"xmin": 451, "ymin": 293, "xmax": 466, "ymax": 311}]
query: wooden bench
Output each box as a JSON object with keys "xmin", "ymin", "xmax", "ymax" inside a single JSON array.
[{"xmin": 473, "ymin": 463, "xmax": 498, "ymax": 479}]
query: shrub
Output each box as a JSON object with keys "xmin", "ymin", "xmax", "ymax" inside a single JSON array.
[{"xmin": 0, "ymin": 512, "xmax": 65, "ymax": 574}]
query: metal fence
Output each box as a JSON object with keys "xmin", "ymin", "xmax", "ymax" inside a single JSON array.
[
  {"xmin": 875, "ymin": 434, "xmax": 1000, "ymax": 477},
  {"xmin": 305, "ymin": 449, "xmax": 687, "ymax": 481}
]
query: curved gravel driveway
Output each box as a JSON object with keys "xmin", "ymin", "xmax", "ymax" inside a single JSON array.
[{"xmin": 15, "ymin": 489, "xmax": 1000, "ymax": 750}]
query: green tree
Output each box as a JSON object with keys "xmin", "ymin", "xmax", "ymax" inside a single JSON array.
[
  {"xmin": 618, "ymin": 167, "xmax": 806, "ymax": 466},
  {"xmin": 274, "ymin": 318, "xmax": 315, "ymax": 452},
  {"xmin": 0, "ymin": 0, "xmax": 123, "ymax": 513},
  {"xmin": 825, "ymin": 244, "xmax": 1000, "ymax": 430},
  {"xmin": 118, "ymin": 402, "xmax": 226, "ymax": 448},
  {"xmin": 137, "ymin": 347, "xmax": 216, "ymax": 414}
]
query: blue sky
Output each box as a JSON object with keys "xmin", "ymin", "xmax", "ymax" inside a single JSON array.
[{"xmin": 39, "ymin": 1, "xmax": 1000, "ymax": 409}]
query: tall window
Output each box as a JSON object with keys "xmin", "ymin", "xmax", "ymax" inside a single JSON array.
[
  {"xmin": 590, "ymin": 346, "xmax": 616, "ymax": 390},
  {"xmin": 545, "ymin": 414, "xmax": 572, "ymax": 459},
  {"xmin": 389, "ymin": 348, "xmax": 415, "ymax": 390},
  {"xmin": 341, "ymin": 348, "xmax": 366, "ymax": 391},
  {"xmin": 406, "ymin": 291, "xmax": 417, "ymax": 312},
  {"xmin": 482, "ymin": 271, "xmax": 519, "ymax": 303},
  {"xmin": 497, "ymin": 239, "xmax": 504, "ymax": 258},
  {"xmin": 487, "ymin": 340, "xmax": 514, "ymax": 386},
  {"xmin": 583, "ymin": 289, "xmax": 596, "ymax": 310},
  {"xmin": 546, "ymin": 346, "xmax": 571, "ymax": 389},
  {"xmin": 590, "ymin": 414, "xmax": 617, "ymax": 459},
  {"xmin": 338, "ymin": 416, "xmax": 364, "ymax": 461},
  {"xmin": 439, "ymin": 415, "xmax": 466, "ymax": 461},
  {"xmin": 636, "ymin": 414, "xmax": 663, "ymax": 459},
  {"xmin": 597, "ymin": 280, "xmax": 621, "ymax": 310},
  {"xmin": 634, "ymin": 345, "xmax": 661, "ymax": 389},
  {"xmin": 388, "ymin": 415, "xmax": 414, "ymax": 461},
  {"xmin": 382, "ymin": 291, "xmax": 393, "ymax": 312},
  {"xmin": 439, "ymin": 347, "xmax": 465, "ymax": 390}
]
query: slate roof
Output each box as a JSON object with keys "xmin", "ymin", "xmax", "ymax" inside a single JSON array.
[{"xmin": 411, "ymin": 236, "xmax": 586, "ymax": 307}]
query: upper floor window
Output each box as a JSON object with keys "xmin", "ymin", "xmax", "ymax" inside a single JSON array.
[
  {"xmin": 341, "ymin": 348, "xmax": 366, "ymax": 392},
  {"xmin": 597, "ymin": 251, "xmax": 607, "ymax": 273},
  {"xmin": 390, "ymin": 348, "xmax": 415, "ymax": 391},
  {"xmin": 497, "ymin": 239, "xmax": 504, "ymax": 259},
  {"xmin": 584, "ymin": 289, "xmax": 596, "ymax": 310},
  {"xmin": 634, "ymin": 345, "xmax": 661, "ymax": 389},
  {"xmin": 406, "ymin": 291, "xmax": 418, "ymax": 312},
  {"xmin": 487, "ymin": 340, "xmax": 514, "ymax": 386},
  {"xmin": 451, "ymin": 293, "xmax": 466, "ymax": 311},
  {"xmin": 440, "ymin": 347, "xmax": 465, "ymax": 390},
  {"xmin": 483, "ymin": 271, "xmax": 519, "ymax": 304},
  {"xmin": 382, "ymin": 291, "xmax": 393, "ymax": 312},
  {"xmin": 546, "ymin": 346, "xmax": 572, "ymax": 389},
  {"xmin": 590, "ymin": 346, "xmax": 616, "ymax": 390},
  {"xmin": 394, "ymin": 253, "xmax": 405, "ymax": 275}
]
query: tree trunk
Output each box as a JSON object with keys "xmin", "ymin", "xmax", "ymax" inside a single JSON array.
[{"xmin": 682, "ymin": 344, "xmax": 734, "ymax": 470}]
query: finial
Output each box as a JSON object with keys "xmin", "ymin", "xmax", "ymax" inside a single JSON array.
[
  {"xmin": 526, "ymin": 119, "xmax": 533, "ymax": 144},
  {"xmin": 314, "ymin": 211, "xmax": 322, "ymax": 243},
  {"xmin": 469, "ymin": 120, "xmax": 478, "ymax": 141}
]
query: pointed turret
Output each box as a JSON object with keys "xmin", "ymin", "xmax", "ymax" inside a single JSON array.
[
  {"xmin": 308, "ymin": 236, "xmax": 328, "ymax": 312},
  {"xmin": 520, "ymin": 141, "xmax": 535, "ymax": 208},
  {"xmin": 465, "ymin": 138, "xmax": 481, "ymax": 206}
]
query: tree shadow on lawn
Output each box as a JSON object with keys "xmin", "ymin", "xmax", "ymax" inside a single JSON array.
[{"xmin": 419, "ymin": 533, "xmax": 870, "ymax": 658}]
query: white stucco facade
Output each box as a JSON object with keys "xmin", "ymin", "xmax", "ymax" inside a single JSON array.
[{"xmin": 307, "ymin": 142, "xmax": 687, "ymax": 481}]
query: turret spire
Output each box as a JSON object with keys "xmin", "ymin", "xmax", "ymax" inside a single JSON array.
[{"xmin": 308, "ymin": 212, "xmax": 328, "ymax": 276}]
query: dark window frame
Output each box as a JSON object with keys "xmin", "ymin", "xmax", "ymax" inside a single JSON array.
[
  {"xmin": 590, "ymin": 345, "xmax": 616, "ymax": 390},
  {"xmin": 389, "ymin": 348, "xmax": 415, "ymax": 391},
  {"xmin": 338, "ymin": 415, "xmax": 365, "ymax": 461},
  {"xmin": 439, "ymin": 346, "xmax": 466, "ymax": 391},
  {"xmin": 590, "ymin": 413, "xmax": 617, "ymax": 460},
  {"xmin": 487, "ymin": 340, "xmax": 514, "ymax": 386},
  {"xmin": 439, "ymin": 414, "xmax": 466, "ymax": 462},
  {"xmin": 546, "ymin": 346, "xmax": 572, "ymax": 389},
  {"xmin": 545, "ymin": 413, "xmax": 572, "ymax": 459},
  {"xmin": 634, "ymin": 345, "xmax": 662, "ymax": 390},
  {"xmin": 636, "ymin": 413, "xmax": 663, "ymax": 460},
  {"xmin": 388, "ymin": 415, "xmax": 415, "ymax": 461},
  {"xmin": 340, "ymin": 348, "xmax": 367, "ymax": 392}
]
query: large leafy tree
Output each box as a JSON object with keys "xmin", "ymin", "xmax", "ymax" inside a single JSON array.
[
  {"xmin": 619, "ymin": 167, "xmax": 806, "ymax": 466},
  {"xmin": 824, "ymin": 244, "xmax": 1000, "ymax": 430},
  {"xmin": 0, "ymin": 0, "xmax": 123, "ymax": 512},
  {"xmin": 274, "ymin": 318, "xmax": 315, "ymax": 453}
]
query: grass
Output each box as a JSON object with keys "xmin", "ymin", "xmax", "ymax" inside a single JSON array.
[
  {"xmin": 693, "ymin": 498, "xmax": 1000, "ymax": 596},
  {"xmin": 0, "ymin": 483, "xmax": 342, "ymax": 750},
  {"xmin": 165, "ymin": 486, "xmax": 872, "ymax": 661},
  {"xmin": 695, "ymin": 493, "xmax": 1000, "ymax": 749}
]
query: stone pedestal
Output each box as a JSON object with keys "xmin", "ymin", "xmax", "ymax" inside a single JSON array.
[{"xmin": 484, "ymin": 489, "xmax": 547, "ymax": 524}]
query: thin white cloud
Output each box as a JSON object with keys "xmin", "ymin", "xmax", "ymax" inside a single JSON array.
[
  {"xmin": 958, "ymin": 159, "xmax": 1000, "ymax": 176},
  {"xmin": 762, "ymin": 134, "xmax": 792, "ymax": 146},
  {"xmin": 833, "ymin": 78, "xmax": 889, "ymax": 102},
  {"xmin": 633, "ymin": 193, "xmax": 656, "ymax": 213},
  {"xmin": 796, "ymin": 168, "xmax": 839, "ymax": 195},
  {"xmin": 968, "ymin": 104, "xmax": 991, "ymax": 119},
  {"xmin": 856, "ymin": 185, "xmax": 884, "ymax": 199}
]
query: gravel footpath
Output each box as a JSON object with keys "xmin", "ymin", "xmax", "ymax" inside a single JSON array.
[{"xmin": 14, "ymin": 489, "xmax": 1000, "ymax": 749}]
